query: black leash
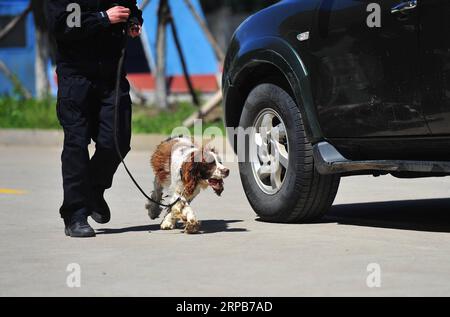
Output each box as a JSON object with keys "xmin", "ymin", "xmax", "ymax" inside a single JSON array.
[{"xmin": 113, "ymin": 27, "xmax": 180, "ymax": 209}]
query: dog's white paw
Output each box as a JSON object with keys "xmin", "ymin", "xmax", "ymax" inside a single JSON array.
[
  {"xmin": 184, "ymin": 220, "xmax": 201, "ymax": 234},
  {"xmin": 161, "ymin": 220, "xmax": 176, "ymax": 230}
]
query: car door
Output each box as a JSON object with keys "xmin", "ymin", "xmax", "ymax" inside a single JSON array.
[
  {"xmin": 309, "ymin": 0, "xmax": 429, "ymax": 138},
  {"xmin": 419, "ymin": 0, "xmax": 450, "ymax": 135}
]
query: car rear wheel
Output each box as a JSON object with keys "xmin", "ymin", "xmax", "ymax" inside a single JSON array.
[{"xmin": 238, "ymin": 83, "xmax": 340, "ymax": 223}]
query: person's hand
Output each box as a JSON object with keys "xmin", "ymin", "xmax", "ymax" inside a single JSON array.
[
  {"xmin": 106, "ymin": 6, "xmax": 130, "ymax": 24},
  {"xmin": 128, "ymin": 23, "xmax": 142, "ymax": 38}
]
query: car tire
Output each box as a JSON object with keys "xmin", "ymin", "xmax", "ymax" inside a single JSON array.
[{"xmin": 238, "ymin": 83, "xmax": 340, "ymax": 223}]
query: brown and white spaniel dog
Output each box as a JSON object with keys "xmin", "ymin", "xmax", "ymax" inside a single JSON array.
[{"xmin": 146, "ymin": 137, "xmax": 229, "ymax": 234}]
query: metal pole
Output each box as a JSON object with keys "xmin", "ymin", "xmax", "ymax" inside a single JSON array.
[
  {"xmin": 0, "ymin": 4, "xmax": 31, "ymax": 42},
  {"xmin": 183, "ymin": 0, "xmax": 225, "ymax": 62},
  {"xmin": 167, "ymin": 3, "xmax": 200, "ymax": 107},
  {"xmin": 139, "ymin": 0, "xmax": 152, "ymax": 11},
  {"xmin": 155, "ymin": 0, "xmax": 169, "ymax": 108}
]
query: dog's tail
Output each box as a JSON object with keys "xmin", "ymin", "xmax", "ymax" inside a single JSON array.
[{"xmin": 146, "ymin": 178, "xmax": 164, "ymax": 220}]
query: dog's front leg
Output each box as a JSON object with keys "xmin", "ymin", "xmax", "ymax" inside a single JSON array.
[
  {"xmin": 182, "ymin": 204, "xmax": 201, "ymax": 234},
  {"xmin": 161, "ymin": 211, "xmax": 177, "ymax": 230}
]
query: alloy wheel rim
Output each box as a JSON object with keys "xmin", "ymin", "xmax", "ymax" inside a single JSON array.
[{"xmin": 250, "ymin": 108, "xmax": 289, "ymax": 195}]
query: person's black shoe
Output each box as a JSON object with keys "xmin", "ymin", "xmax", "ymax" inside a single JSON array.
[
  {"xmin": 90, "ymin": 189, "xmax": 111, "ymax": 224},
  {"xmin": 64, "ymin": 208, "xmax": 96, "ymax": 238}
]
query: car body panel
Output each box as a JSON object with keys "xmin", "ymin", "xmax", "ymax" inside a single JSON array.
[
  {"xmin": 223, "ymin": 0, "xmax": 450, "ymax": 165},
  {"xmin": 419, "ymin": 0, "xmax": 450, "ymax": 135},
  {"xmin": 309, "ymin": 0, "xmax": 429, "ymax": 138}
]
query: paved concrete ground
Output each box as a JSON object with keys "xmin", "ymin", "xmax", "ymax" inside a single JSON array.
[{"xmin": 1, "ymin": 145, "xmax": 450, "ymax": 297}]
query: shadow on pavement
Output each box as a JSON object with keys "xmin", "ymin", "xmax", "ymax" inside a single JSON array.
[
  {"xmin": 96, "ymin": 220, "xmax": 248, "ymax": 235},
  {"xmin": 325, "ymin": 198, "xmax": 450, "ymax": 233},
  {"xmin": 96, "ymin": 224, "xmax": 158, "ymax": 235},
  {"xmin": 200, "ymin": 220, "xmax": 248, "ymax": 234}
]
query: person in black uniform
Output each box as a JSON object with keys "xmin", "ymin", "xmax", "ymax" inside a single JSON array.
[{"xmin": 47, "ymin": 1, "xmax": 143, "ymax": 238}]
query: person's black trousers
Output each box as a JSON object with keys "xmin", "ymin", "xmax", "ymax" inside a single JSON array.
[{"xmin": 56, "ymin": 75, "xmax": 132, "ymax": 219}]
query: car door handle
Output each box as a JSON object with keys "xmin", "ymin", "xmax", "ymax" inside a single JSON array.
[{"xmin": 391, "ymin": 0, "xmax": 418, "ymax": 14}]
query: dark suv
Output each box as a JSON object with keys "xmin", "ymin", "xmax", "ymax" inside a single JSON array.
[{"xmin": 222, "ymin": 0, "xmax": 450, "ymax": 223}]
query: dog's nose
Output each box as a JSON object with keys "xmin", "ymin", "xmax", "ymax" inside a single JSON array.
[{"xmin": 222, "ymin": 168, "xmax": 230, "ymax": 178}]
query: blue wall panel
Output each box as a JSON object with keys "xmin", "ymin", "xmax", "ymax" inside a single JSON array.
[
  {"xmin": 0, "ymin": 0, "xmax": 35, "ymax": 96},
  {"xmin": 140, "ymin": 0, "xmax": 218, "ymax": 76}
]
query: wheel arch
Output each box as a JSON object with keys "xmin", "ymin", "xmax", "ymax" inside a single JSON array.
[{"xmin": 223, "ymin": 36, "xmax": 323, "ymax": 144}]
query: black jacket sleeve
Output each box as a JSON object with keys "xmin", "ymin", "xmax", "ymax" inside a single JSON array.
[{"xmin": 47, "ymin": 0, "xmax": 110, "ymax": 41}]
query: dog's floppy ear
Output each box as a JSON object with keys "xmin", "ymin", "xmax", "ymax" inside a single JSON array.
[
  {"xmin": 181, "ymin": 151, "xmax": 204, "ymax": 197},
  {"xmin": 189, "ymin": 151, "xmax": 204, "ymax": 178}
]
